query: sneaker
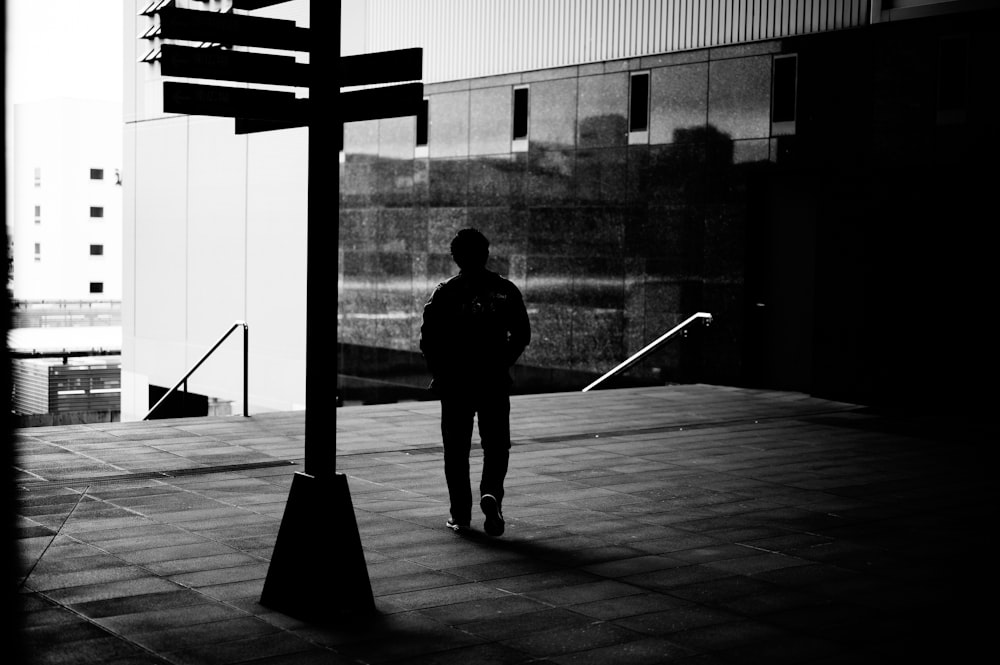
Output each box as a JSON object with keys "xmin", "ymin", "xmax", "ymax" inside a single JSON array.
[
  {"xmin": 445, "ymin": 518, "xmax": 469, "ymax": 532},
  {"xmin": 480, "ymin": 494, "xmax": 504, "ymax": 537}
]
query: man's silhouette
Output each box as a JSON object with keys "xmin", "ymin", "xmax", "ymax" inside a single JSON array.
[{"xmin": 420, "ymin": 228, "xmax": 531, "ymax": 536}]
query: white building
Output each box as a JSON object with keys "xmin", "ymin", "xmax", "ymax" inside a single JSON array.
[
  {"xmin": 8, "ymin": 98, "xmax": 123, "ymax": 301},
  {"xmin": 121, "ymin": 0, "xmax": 310, "ymax": 420}
]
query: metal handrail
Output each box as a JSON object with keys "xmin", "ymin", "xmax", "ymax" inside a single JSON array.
[
  {"xmin": 143, "ymin": 320, "xmax": 249, "ymax": 420},
  {"xmin": 582, "ymin": 312, "xmax": 712, "ymax": 392}
]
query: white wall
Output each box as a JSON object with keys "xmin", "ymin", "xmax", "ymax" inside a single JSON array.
[{"xmin": 122, "ymin": 0, "xmax": 309, "ymax": 420}]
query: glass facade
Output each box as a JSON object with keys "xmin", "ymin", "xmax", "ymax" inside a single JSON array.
[{"xmin": 340, "ymin": 45, "xmax": 787, "ymax": 391}]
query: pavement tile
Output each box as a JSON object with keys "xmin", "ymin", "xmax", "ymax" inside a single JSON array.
[
  {"xmin": 619, "ymin": 564, "xmax": 737, "ymax": 593},
  {"xmin": 39, "ymin": 576, "xmax": 187, "ymax": 605},
  {"xmin": 165, "ymin": 632, "xmax": 327, "ymax": 665},
  {"xmin": 522, "ymin": 579, "xmax": 644, "ymax": 606},
  {"xmin": 168, "ymin": 562, "xmax": 271, "ymax": 588},
  {"xmin": 578, "ymin": 554, "xmax": 686, "ymax": 578},
  {"xmin": 491, "ymin": 569, "xmax": 603, "ymax": 594},
  {"xmin": 416, "ymin": 593, "xmax": 548, "ymax": 625},
  {"xmin": 27, "ymin": 635, "xmax": 162, "ymax": 665},
  {"xmin": 370, "ymin": 569, "xmax": 466, "ymax": 595},
  {"xmin": 22, "ymin": 614, "xmax": 112, "ymax": 646},
  {"xmin": 711, "ymin": 587, "xmax": 830, "ymax": 617},
  {"xmin": 442, "ymin": 556, "xmax": 558, "ymax": 582},
  {"xmin": 129, "ymin": 616, "xmax": 283, "ymax": 652},
  {"xmin": 461, "ymin": 607, "xmax": 597, "ymax": 641},
  {"xmin": 385, "ymin": 641, "xmax": 546, "ymax": 665},
  {"xmin": 665, "ymin": 575, "xmax": 787, "ymax": 605},
  {"xmin": 24, "ymin": 563, "xmax": 153, "ymax": 592},
  {"xmin": 69, "ymin": 588, "xmax": 211, "ymax": 618},
  {"xmin": 549, "ymin": 636, "xmax": 695, "ymax": 665},
  {"xmin": 665, "ymin": 618, "xmax": 796, "ymax": 653},
  {"xmin": 84, "ymin": 530, "xmax": 209, "ymax": 554},
  {"xmin": 498, "ymin": 620, "xmax": 642, "ymax": 658},
  {"xmin": 334, "ymin": 628, "xmax": 485, "ymax": 664},
  {"xmin": 379, "ymin": 582, "xmax": 509, "ymax": 611},
  {"xmin": 21, "ymin": 603, "xmax": 78, "ymax": 629},
  {"xmin": 716, "ymin": 635, "xmax": 848, "ymax": 664},
  {"xmin": 169, "ymin": 514, "xmax": 279, "ymax": 533},
  {"xmin": 191, "ymin": 578, "xmax": 267, "ymax": 602},
  {"xmin": 613, "ymin": 605, "xmax": 743, "ymax": 636},
  {"xmin": 566, "ymin": 592, "xmax": 693, "ymax": 621},
  {"xmin": 120, "ymin": 542, "xmax": 240, "ymax": 565},
  {"xmin": 59, "ymin": 515, "xmax": 158, "ymax": 535},
  {"xmin": 94, "ymin": 602, "xmax": 250, "ymax": 633}
]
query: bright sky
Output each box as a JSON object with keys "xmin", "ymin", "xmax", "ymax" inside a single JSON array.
[
  {"xmin": 5, "ymin": 0, "xmax": 123, "ymax": 106},
  {"xmin": 5, "ymin": 1, "xmax": 363, "ymax": 104}
]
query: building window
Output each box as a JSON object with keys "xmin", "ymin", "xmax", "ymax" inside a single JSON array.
[
  {"xmin": 512, "ymin": 86, "xmax": 529, "ymax": 140},
  {"xmin": 937, "ymin": 36, "xmax": 968, "ymax": 124},
  {"xmin": 772, "ymin": 54, "xmax": 798, "ymax": 135},
  {"xmin": 90, "ymin": 206, "xmax": 104, "ymax": 218},
  {"xmin": 89, "ymin": 282, "xmax": 104, "ymax": 294},
  {"xmin": 629, "ymin": 72, "xmax": 650, "ymax": 134},
  {"xmin": 34, "ymin": 205, "xmax": 41, "ymax": 223},
  {"xmin": 416, "ymin": 98, "xmax": 429, "ymax": 148},
  {"xmin": 414, "ymin": 98, "xmax": 429, "ymax": 157},
  {"xmin": 90, "ymin": 244, "xmax": 104, "ymax": 256},
  {"xmin": 512, "ymin": 86, "xmax": 529, "ymax": 152},
  {"xmin": 90, "ymin": 168, "xmax": 104, "ymax": 180},
  {"xmin": 34, "ymin": 168, "xmax": 41, "ymax": 187}
]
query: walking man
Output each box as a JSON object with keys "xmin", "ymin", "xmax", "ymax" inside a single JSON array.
[{"xmin": 420, "ymin": 228, "xmax": 531, "ymax": 536}]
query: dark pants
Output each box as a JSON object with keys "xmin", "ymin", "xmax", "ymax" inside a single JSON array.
[{"xmin": 440, "ymin": 390, "xmax": 511, "ymax": 524}]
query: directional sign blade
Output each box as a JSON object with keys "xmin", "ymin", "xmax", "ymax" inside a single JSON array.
[
  {"xmin": 160, "ymin": 44, "xmax": 308, "ymax": 87},
  {"xmin": 339, "ymin": 48, "xmax": 422, "ymax": 88},
  {"xmin": 157, "ymin": 6, "xmax": 308, "ymax": 52},
  {"xmin": 234, "ymin": 117, "xmax": 309, "ymax": 135},
  {"xmin": 163, "ymin": 81, "xmax": 305, "ymax": 122},
  {"xmin": 232, "ymin": 0, "xmax": 292, "ymax": 9},
  {"xmin": 340, "ymin": 82, "xmax": 423, "ymax": 123}
]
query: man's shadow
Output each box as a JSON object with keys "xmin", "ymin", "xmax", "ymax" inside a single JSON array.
[{"xmin": 450, "ymin": 523, "xmax": 625, "ymax": 569}]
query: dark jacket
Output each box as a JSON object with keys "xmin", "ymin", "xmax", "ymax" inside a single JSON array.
[{"xmin": 420, "ymin": 268, "xmax": 530, "ymax": 394}]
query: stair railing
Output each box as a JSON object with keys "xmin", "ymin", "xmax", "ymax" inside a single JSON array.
[
  {"xmin": 582, "ymin": 312, "xmax": 712, "ymax": 392},
  {"xmin": 143, "ymin": 320, "xmax": 249, "ymax": 420}
]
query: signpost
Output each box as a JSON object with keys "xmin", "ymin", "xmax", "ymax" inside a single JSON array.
[
  {"xmin": 140, "ymin": 0, "xmax": 422, "ymax": 622},
  {"xmin": 159, "ymin": 43, "xmax": 309, "ymax": 87}
]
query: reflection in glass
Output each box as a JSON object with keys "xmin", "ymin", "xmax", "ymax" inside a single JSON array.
[
  {"xmin": 429, "ymin": 90, "xmax": 470, "ymax": 158},
  {"xmin": 527, "ymin": 148, "xmax": 575, "ymax": 205},
  {"xmin": 340, "ymin": 53, "xmax": 774, "ymax": 386},
  {"xmin": 708, "ymin": 56, "xmax": 771, "ymax": 140},
  {"xmin": 578, "ymin": 73, "xmax": 628, "ymax": 148},
  {"xmin": 344, "ymin": 119, "xmax": 379, "ymax": 156},
  {"xmin": 378, "ymin": 116, "xmax": 415, "ymax": 160},
  {"xmin": 470, "ymin": 86, "xmax": 512, "ymax": 156},
  {"xmin": 529, "ymin": 77, "xmax": 578, "ymax": 148},
  {"xmin": 650, "ymin": 62, "xmax": 708, "ymax": 145},
  {"xmin": 428, "ymin": 158, "xmax": 469, "ymax": 207}
]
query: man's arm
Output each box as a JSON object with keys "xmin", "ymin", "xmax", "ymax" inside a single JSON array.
[
  {"xmin": 506, "ymin": 286, "xmax": 531, "ymax": 366},
  {"xmin": 419, "ymin": 288, "xmax": 443, "ymax": 377}
]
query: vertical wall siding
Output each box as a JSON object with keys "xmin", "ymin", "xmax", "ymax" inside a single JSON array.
[{"xmin": 365, "ymin": 0, "xmax": 869, "ymax": 82}]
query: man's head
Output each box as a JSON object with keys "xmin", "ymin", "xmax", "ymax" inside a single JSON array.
[{"xmin": 450, "ymin": 228, "xmax": 490, "ymax": 271}]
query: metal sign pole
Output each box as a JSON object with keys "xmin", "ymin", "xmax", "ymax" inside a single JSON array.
[{"xmin": 138, "ymin": 0, "xmax": 420, "ymax": 622}]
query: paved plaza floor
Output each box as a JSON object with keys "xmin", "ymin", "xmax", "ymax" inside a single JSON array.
[{"xmin": 11, "ymin": 384, "xmax": 993, "ymax": 664}]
